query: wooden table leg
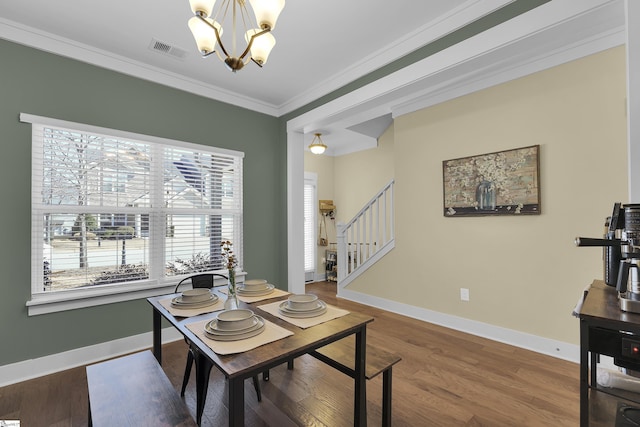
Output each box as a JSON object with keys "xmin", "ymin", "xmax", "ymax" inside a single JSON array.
[
  {"xmin": 382, "ymin": 367, "xmax": 392, "ymax": 427},
  {"xmin": 194, "ymin": 349, "xmax": 214, "ymax": 426},
  {"xmin": 354, "ymin": 325, "xmax": 367, "ymax": 426},
  {"xmin": 228, "ymin": 376, "xmax": 245, "ymax": 427},
  {"xmin": 579, "ymin": 319, "xmax": 589, "ymax": 427},
  {"xmin": 152, "ymin": 308, "xmax": 162, "ymax": 364}
]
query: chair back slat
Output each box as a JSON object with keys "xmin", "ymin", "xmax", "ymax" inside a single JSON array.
[{"xmin": 174, "ymin": 273, "xmax": 228, "ymax": 293}]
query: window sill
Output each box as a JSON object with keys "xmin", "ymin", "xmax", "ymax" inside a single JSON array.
[
  {"xmin": 26, "ymin": 281, "xmax": 173, "ymax": 316},
  {"xmin": 26, "ymin": 272, "xmax": 244, "ymax": 316}
]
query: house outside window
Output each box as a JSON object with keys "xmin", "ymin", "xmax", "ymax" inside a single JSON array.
[{"xmin": 24, "ymin": 114, "xmax": 244, "ymax": 315}]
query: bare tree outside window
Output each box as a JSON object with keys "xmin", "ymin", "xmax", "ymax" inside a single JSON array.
[
  {"xmin": 40, "ymin": 128, "xmax": 152, "ymax": 289},
  {"xmin": 30, "ymin": 118, "xmax": 243, "ymax": 295}
]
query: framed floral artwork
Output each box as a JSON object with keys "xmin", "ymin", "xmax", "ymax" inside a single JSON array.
[{"xmin": 442, "ymin": 145, "xmax": 540, "ymax": 217}]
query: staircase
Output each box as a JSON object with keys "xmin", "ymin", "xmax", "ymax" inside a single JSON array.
[{"xmin": 337, "ymin": 179, "xmax": 395, "ymax": 288}]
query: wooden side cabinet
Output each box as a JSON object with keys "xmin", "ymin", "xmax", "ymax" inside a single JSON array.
[{"xmin": 579, "ymin": 280, "xmax": 640, "ymax": 426}]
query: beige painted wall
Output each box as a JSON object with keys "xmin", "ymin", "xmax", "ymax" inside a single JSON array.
[
  {"xmin": 344, "ymin": 46, "xmax": 628, "ymax": 345},
  {"xmin": 334, "ymin": 125, "xmax": 396, "ymax": 220},
  {"xmin": 304, "ymin": 127, "xmax": 396, "ymax": 279}
]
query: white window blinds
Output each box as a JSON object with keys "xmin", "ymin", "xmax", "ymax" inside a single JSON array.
[
  {"xmin": 163, "ymin": 147, "xmax": 243, "ymax": 275},
  {"xmin": 26, "ymin": 113, "xmax": 244, "ymax": 295}
]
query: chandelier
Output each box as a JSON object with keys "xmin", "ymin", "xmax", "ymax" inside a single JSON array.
[
  {"xmin": 187, "ymin": 0, "xmax": 285, "ymax": 72},
  {"xmin": 309, "ymin": 133, "xmax": 327, "ymax": 155}
]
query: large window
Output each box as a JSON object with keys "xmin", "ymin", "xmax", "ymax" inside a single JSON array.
[{"xmin": 24, "ymin": 114, "xmax": 243, "ymax": 314}]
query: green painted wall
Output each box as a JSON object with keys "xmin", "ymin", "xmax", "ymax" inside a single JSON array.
[
  {"xmin": 0, "ymin": 0, "xmax": 552, "ymax": 367},
  {"xmin": 0, "ymin": 39, "xmax": 284, "ymax": 366}
]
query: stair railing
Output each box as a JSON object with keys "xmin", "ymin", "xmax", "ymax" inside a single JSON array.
[{"xmin": 337, "ymin": 179, "xmax": 395, "ymax": 288}]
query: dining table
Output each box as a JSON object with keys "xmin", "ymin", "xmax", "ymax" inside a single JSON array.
[{"xmin": 147, "ymin": 288, "xmax": 374, "ymax": 426}]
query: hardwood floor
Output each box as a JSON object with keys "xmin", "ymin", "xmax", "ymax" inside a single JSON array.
[{"xmin": 0, "ymin": 282, "xmax": 580, "ymax": 426}]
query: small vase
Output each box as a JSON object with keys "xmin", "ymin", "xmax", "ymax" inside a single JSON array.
[
  {"xmin": 224, "ymin": 269, "xmax": 238, "ymax": 310},
  {"xmin": 476, "ymin": 180, "xmax": 496, "ymax": 211}
]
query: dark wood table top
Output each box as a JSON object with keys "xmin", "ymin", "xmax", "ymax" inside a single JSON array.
[
  {"xmin": 580, "ymin": 280, "xmax": 640, "ymax": 330},
  {"xmin": 147, "ymin": 291, "xmax": 374, "ymax": 379}
]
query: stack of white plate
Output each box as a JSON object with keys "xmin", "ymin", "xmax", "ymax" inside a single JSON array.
[
  {"xmin": 236, "ymin": 279, "xmax": 275, "ymax": 297},
  {"xmin": 204, "ymin": 309, "xmax": 266, "ymax": 341},
  {"xmin": 278, "ymin": 294, "xmax": 327, "ymax": 318},
  {"xmin": 171, "ymin": 288, "xmax": 218, "ymax": 309}
]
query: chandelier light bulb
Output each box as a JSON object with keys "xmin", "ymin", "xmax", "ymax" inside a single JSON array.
[
  {"xmin": 189, "ymin": 0, "xmax": 216, "ymax": 17},
  {"xmin": 249, "ymin": 0, "xmax": 285, "ymax": 29},
  {"xmin": 188, "ymin": 16, "xmax": 222, "ymax": 55},
  {"xmin": 187, "ymin": 0, "xmax": 285, "ymax": 71},
  {"xmin": 245, "ymin": 30, "xmax": 276, "ymax": 65}
]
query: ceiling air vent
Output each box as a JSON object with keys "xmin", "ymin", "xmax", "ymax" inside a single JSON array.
[{"xmin": 148, "ymin": 38, "xmax": 188, "ymax": 60}]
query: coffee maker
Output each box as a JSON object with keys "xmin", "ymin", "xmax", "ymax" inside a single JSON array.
[{"xmin": 576, "ymin": 203, "xmax": 640, "ymax": 314}]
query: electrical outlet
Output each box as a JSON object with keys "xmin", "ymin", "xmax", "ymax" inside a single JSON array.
[{"xmin": 460, "ymin": 288, "xmax": 470, "ymax": 301}]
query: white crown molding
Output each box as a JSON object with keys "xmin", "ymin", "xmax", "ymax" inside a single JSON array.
[
  {"xmin": 338, "ymin": 287, "xmax": 580, "ymax": 362},
  {"xmin": 276, "ymin": 0, "xmax": 517, "ymax": 115},
  {"xmin": 390, "ymin": 1, "xmax": 626, "ymax": 118},
  {"xmin": 0, "ymin": 17, "xmax": 280, "ymax": 116},
  {"xmin": 0, "ymin": 1, "xmax": 518, "ymax": 118},
  {"xmin": 0, "ymin": 1, "xmax": 621, "ymax": 120},
  {"xmin": 287, "ymin": 0, "xmax": 624, "ymax": 134},
  {"xmin": 0, "ymin": 328, "xmax": 182, "ymax": 388}
]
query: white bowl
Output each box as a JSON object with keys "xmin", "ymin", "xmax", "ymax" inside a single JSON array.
[
  {"xmin": 243, "ymin": 279, "xmax": 268, "ymax": 290},
  {"xmin": 181, "ymin": 288, "xmax": 211, "ymax": 302},
  {"xmin": 287, "ymin": 294, "xmax": 319, "ymax": 310},
  {"xmin": 216, "ymin": 309, "xmax": 255, "ymax": 330}
]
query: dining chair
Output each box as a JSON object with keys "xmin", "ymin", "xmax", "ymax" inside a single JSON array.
[{"xmin": 174, "ymin": 273, "xmax": 262, "ymax": 401}]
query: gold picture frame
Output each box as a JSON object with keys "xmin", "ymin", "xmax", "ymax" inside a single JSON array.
[{"xmin": 442, "ymin": 145, "xmax": 540, "ymax": 217}]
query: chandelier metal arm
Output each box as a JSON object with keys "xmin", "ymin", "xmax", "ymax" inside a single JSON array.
[
  {"xmin": 196, "ymin": 14, "xmax": 271, "ymax": 68},
  {"xmin": 239, "ymin": 27, "xmax": 271, "ymax": 63},
  {"xmin": 196, "ymin": 14, "xmax": 231, "ymax": 59}
]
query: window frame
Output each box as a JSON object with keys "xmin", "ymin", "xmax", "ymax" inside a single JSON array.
[{"xmin": 23, "ymin": 113, "xmax": 245, "ymax": 315}]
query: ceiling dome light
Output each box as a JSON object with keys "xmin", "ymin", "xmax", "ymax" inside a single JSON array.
[{"xmin": 309, "ymin": 133, "xmax": 327, "ymax": 155}]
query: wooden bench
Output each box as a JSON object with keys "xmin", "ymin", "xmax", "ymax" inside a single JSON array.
[
  {"xmin": 275, "ymin": 336, "xmax": 401, "ymax": 427},
  {"xmin": 86, "ymin": 350, "xmax": 197, "ymax": 427}
]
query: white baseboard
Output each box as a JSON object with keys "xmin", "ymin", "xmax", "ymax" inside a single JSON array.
[
  {"xmin": 0, "ymin": 327, "xmax": 183, "ymax": 387},
  {"xmin": 2, "ymin": 289, "xmax": 581, "ymax": 388},
  {"xmin": 337, "ymin": 287, "xmax": 580, "ymax": 363}
]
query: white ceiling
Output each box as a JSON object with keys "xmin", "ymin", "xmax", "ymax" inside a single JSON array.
[
  {"xmin": 0, "ymin": 0, "xmax": 513, "ymax": 116},
  {"xmin": 0, "ymin": 1, "xmax": 625, "ymax": 155}
]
